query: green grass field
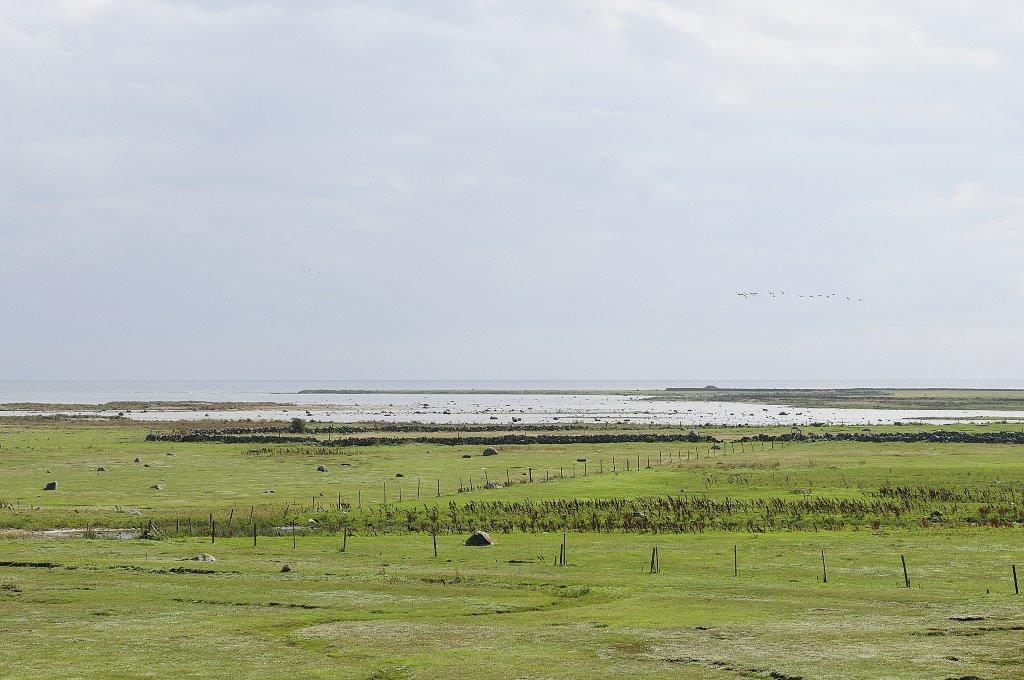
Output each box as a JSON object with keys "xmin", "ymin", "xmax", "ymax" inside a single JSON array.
[{"xmin": 2, "ymin": 418, "xmax": 1024, "ymax": 678}]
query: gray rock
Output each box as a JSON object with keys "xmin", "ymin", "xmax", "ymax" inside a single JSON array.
[{"xmin": 465, "ymin": 530, "xmax": 495, "ymax": 546}]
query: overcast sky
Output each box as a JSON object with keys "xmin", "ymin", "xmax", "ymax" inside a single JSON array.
[{"xmin": 1, "ymin": 1, "xmax": 1022, "ymax": 382}]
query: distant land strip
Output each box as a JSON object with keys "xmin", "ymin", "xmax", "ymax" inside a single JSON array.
[
  {"xmin": 295, "ymin": 387, "xmax": 1024, "ymax": 410},
  {"xmin": 652, "ymin": 388, "xmax": 1024, "ymax": 411}
]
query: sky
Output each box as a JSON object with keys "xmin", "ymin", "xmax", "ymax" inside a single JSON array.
[{"xmin": 1, "ymin": 1, "xmax": 1022, "ymax": 382}]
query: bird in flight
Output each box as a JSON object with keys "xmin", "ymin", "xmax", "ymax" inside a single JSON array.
[{"xmin": 737, "ymin": 291, "xmax": 864, "ymax": 302}]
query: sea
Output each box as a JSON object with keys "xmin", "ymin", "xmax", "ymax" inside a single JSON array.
[{"xmin": 1, "ymin": 379, "xmax": 1023, "ymax": 426}]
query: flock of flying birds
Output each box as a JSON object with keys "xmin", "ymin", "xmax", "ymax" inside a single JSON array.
[{"xmin": 736, "ymin": 291, "xmax": 864, "ymax": 302}]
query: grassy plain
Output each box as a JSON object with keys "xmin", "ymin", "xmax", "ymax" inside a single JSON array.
[
  {"xmin": 2, "ymin": 418, "xmax": 1024, "ymax": 678},
  {"xmin": 2, "ymin": 531, "xmax": 1023, "ymax": 679},
  {"xmin": 2, "ymin": 419, "xmax": 1024, "ymax": 530}
]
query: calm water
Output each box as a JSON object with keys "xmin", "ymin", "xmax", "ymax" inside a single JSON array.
[{"xmin": 1, "ymin": 380, "xmax": 1023, "ymax": 426}]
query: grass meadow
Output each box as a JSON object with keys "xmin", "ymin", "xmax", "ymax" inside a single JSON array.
[{"xmin": 1, "ymin": 418, "xmax": 1024, "ymax": 678}]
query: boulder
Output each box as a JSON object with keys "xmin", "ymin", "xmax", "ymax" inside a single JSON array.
[
  {"xmin": 316, "ymin": 465, "xmax": 328, "ymax": 472},
  {"xmin": 43, "ymin": 481, "xmax": 58, "ymax": 491},
  {"xmin": 189, "ymin": 553, "xmax": 216, "ymax": 562},
  {"xmin": 280, "ymin": 564, "xmax": 292, "ymax": 573},
  {"xmin": 482, "ymin": 447, "xmax": 498, "ymax": 456},
  {"xmin": 465, "ymin": 530, "xmax": 495, "ymax": 546},
  {"xmin": 395, "ymin": 473, "xmax": 404, "ymax": 478}
]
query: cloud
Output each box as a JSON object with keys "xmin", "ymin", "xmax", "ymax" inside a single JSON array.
[{"xmin": 0, "ymin": 0, "xmax": 1022, "ymax": 379}]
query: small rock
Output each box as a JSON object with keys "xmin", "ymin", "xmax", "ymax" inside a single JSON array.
[
  {"xmin": 395, "ymin": 473, "xmax": 404, "ymax": 478},
  {"xmin": 43, "ymin": 481, "xmax": 58, "ymax": 491},
  {"xmin": 280, "ymin": 564, "xmax": 292, "ymax": 573},
  {"xmin": 461, "ymin": 454, "xmax": 473, "ymax": 459},
  {"xmin": 482, "ymin": 447, "xmax": 498, "ymax": 456},
  {"xmin": 189, "ymin": 553, "xmax": 216, "ymax": 562},
  {"xmin": 134, "ymin": 457, "xmax": 141, "ymax": 463},
  {"xmin": 96, "ymin": 467, "xmax": 106, "ymax": 472},
  {"xmin": 316, "ymin": 465, "xmax": 328, "ymax": 472},
  {"xmin": 465, "ymin": 530, "xmax": 495, "ymax": 546},
  {"xmin": 151, "ymin": 484, "xmax": 163, "ymax": 490}
]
